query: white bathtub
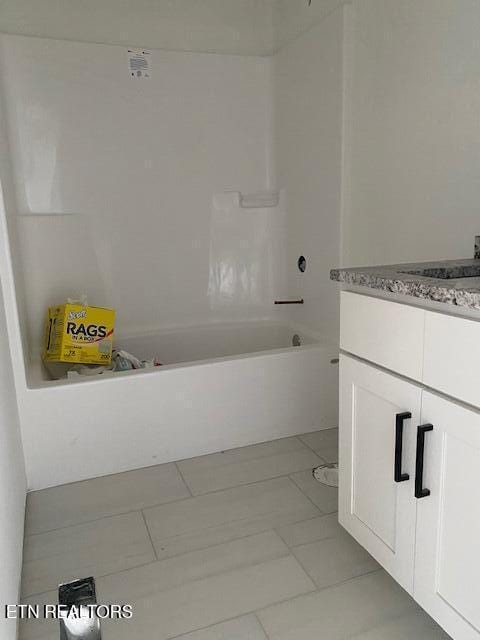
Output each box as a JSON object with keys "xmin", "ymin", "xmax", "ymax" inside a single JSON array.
[
  {"xmin": 118, "ymin": 321, "xmax": 319, "ymax": 368},
  {"xmin": 21, "ymin": 321, "xmax": 339, "ymax": 489}
]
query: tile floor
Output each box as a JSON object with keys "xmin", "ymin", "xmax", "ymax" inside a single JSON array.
[{"xmin": 20, "ymin": 428, "xmax": 450, "ymax": 639}]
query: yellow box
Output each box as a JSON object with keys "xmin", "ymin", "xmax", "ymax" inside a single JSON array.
[{"xmin": 43, "ymin": 303, "xmax": 115, "ymax": 365}]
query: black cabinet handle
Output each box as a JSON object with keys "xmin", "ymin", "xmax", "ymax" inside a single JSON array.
[
  {"xmin": 394, "ymin": 412, "xmax": 411, "ymax": 483},
  {"xmin": 415, "ymin": 424, "xmax": 433, "ymax": 499}
]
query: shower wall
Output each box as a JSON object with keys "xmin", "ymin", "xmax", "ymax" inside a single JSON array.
[
  {"xmin": 0, "ymin": 4, "xmax": 346, "ymax": 490},
  {"xmin": 0, "ymin": 34, "xmax": 280, "ymax": 363},
  {"xmin": 0, "ymin": 3, "xmax": 346, "ymax": 372},
  {"xmin": 273, "ymin": 6, "xmax": 344, "ymax": 340}
]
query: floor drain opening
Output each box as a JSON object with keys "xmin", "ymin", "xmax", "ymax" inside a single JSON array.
[{"xmin": 312, "ymin": 463, "xmax": 339, "ymax": 488}]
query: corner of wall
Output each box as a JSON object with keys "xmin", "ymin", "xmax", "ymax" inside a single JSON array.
[
  {"xmin": 339, "ymin": 1, "xmax": 355, "ymax": 268},
  {"xmin": 0, "ymin": 270, "xmax": 27, "ymax": 640}
]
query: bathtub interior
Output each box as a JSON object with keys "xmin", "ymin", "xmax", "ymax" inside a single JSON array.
[
  {"xmin": 28, "ymin": 321, "xmax": 325, "ymax": 388},
  {"xmin": 118, "ymin": 321, "xmax": 318, "ymax": 366}
]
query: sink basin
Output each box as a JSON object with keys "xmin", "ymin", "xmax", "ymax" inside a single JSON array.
[{"xmin": 399, "ymin": 265, "xmax": 480, "ymax": 280}]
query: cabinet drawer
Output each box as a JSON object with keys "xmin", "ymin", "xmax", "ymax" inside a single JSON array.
[
  {"xmin": 340, "ymin": 291, "xmax": 425, "ymax": 381},
  {"xmin": 424, "ymin": 311, "xmax": 480, "ymax": 409}
]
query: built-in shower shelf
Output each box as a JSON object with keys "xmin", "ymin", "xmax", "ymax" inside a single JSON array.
[
  {"xmin": 240, "ymin": 192, "xmax": 279, "ymax": 209},
  {"xmin": 213, "ymin": 191, "xmax": 280, "ymax": 210}
]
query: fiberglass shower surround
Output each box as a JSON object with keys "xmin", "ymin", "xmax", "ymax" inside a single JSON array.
[{"xmin": 0, "ymin": 5, "xmax": 343, "ymax": 489}]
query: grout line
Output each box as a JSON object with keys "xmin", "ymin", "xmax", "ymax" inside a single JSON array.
[
  {"xmin": 25, "ymin": 507, "xmax": 153, "ymax": 538},
  {"xmin": 298, "ymin": 429, "xmax": 339, "ymax": 457},
  {"xmin": 306, "ymin": 567, "xmax": 384, "ymax": 596},
  {"xmin": 26, "ymin": 459, "xmax": 186, "ymax": 494},
  {"xmin": 167, "ymin": 612, "xmax": 272, "ymax": 640},
  {"xmin": 297, "ymin": 444, "xmax": 335, "ymax": 461},
  {"xmin": 288, "ymin": 473, "xmax": 338, "ymax": 517},
  {"xmin": 22, "ymin": 556, "xmax": 160, "ymax": 600},
  {"xmin": 25, "ymin": 504, "xmax": 182, "ymax": 540},
  {"xmin": 166, "ymin": 461, "xmax": 327, "ymax": 499},
  {"xmin": 24, "ymin": 470, "xmax": 307, "ymax": 538},
  {"xmin": 274, "ymin": 512, "xmax": 340, "ymax": 549},
  {"xmin": 254, "ymin": 568, "xmax": 385, "ymax": 620},
  {"xmin": 25, "ymin": 434, "xmax": 332, "ymax": 536},
  {"xmin": 291, "ymin": 540, "xmax": 381, "ymax": 590},
  {"xmin": 174, "ymin": 438, "xmax": 320, "ymax": 478},
  {"xmin": 233, "ymin": 582, "xmax": 318, "ymax": 629},
  {"xmin": 25, "ymin": 463, "xmax": 325, "ymax": 538},
  {"xmin": 141, "ymin": 509, "xmax": 158, "ymax": 561},
  {"xmin": 21, "ymin": 529, "xmax": 304, "ymax": 604},
  {"xmin": 255, "ymin": 611, "xmax": 273, "ymax": 639},
  {"xmin": 164, "ymin": 575, "xmax": 318, "ymax": 640},
  {"xmin": 298, "ymin": 434, "xmax": 322, "ymax": 455},
  {"xmin": 21, "ymin": 589, "xmax": 57, "ymax": 603},
  {"xmin": 23, "ymin": 529, "xmax": 294, "ymax": 601},
  {"xmin": 23, "ymin": 533, "xmax": 383, "ymax": 634},
  {"xmin": 23, "ymin": 558, "xmax": 381, "ymax": 609},
  {"xmin": 165, "ymin": 604, "xmax": 294, "ymax": 640},
  {"xmin": 109, "ymin": 526, "xmax": 292, "ymax": 569},
  {"xmin": 174, "ymin": 461, "xmax": 193, "ymax": 497}
]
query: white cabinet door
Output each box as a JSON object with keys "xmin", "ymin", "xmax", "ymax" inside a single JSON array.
[
  {"xmin": 339, "ymin": 354, "xmax": 420, "ymax": 593},
  {"xmin": 415, "ymin": 392, "xmax": 480, "ymax": 640}
]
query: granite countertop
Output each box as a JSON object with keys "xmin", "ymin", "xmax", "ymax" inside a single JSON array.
[{"xmin": 330, "ymin": 258, "xmax": 480, "ymax": 311}]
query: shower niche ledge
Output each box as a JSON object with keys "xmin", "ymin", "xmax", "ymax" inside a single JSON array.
[{"xmin": 213, "ymin": 191, "xmax": 280, "ymax": 210}]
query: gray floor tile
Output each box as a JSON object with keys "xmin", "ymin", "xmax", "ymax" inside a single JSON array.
[
  {"xmin": 351, "ymin": 610, "xmax": 452, "ymax": 639},
  {"xmin": 19, "ymin": 591, "xmax": 57, "ymax": 640},
  {"xmin": 26, "ymin": 463, "xmax": 190, "ymax": 535},
  {"xmin": 177, "ymin": 437, "xmax": 322, "ymax": 495},
  {"xmin": 257, "ymin": 571, "xmax": 416, "ymax": 640},
  {"xmin": 100, "ymin": 556, "xmax": 314, "ymax": 640},
  {"xmin": 276, "ymin": 513, "xmax": 342, "ymax": 548},
  {"xmin": 300, "ymin": 429, "xmax": 338, "ymax": 462},
  {"xmin": 292, "ymin": 531, "xmax": 380, "ymax": 589},
  {"xmin": 98, "ymin": 531, "xmax": 290, "ymax": 599},
  {"xmin": 171, "ymin": 615, "xmax": 268, "ymax": 639},
  {"xmin": 290, "ymin": 470, "xmax": 338, "ymax": 513},
  {"xmin": 22, "ymin": 511, "xmax": 156, "ymax": 597},
  {"xmin": 19, "ymin": 531, "xmax": 283, "ymax": 640},
  {"xmin": 143, "ymin": 477, "xmax": 320, "ymax": 558},
  {"xmin": 19, "ymin": 437, "xmax": 448, "ymax": 640}
]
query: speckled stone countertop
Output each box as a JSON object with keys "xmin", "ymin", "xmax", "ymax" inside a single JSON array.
[{"xmin": 330, "ymin": 259, "xmax": 480, "ymax": 311}]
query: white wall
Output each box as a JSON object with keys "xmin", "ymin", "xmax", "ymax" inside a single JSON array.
[
  {"xmin": 0, "ymin": 0, "xmax": 358, "ymax": 57},
  {"xmin": 0, "ymin": 0, "xmax": 274, "ymax": 56},
  {"xmin": 343, "ymin": 0, "xmax": 480, "ymax": 266},
  {"xmin": 0, "ymin": 274, "xmax": 26, "ymax": 640},
  {"xmin": 0, "ymin": 34, "xmax": 279, "ymax": 366},
  {"xmin": 274, "ymin": 6, "xmax": 344, "ymax": 340},
  {"xmin": 0, "ymin": 70, "xmax": 27, "ymax": 640},
  {"xmin": 273, "ymin": 0, "xmax": 346, "ymax": 51}
]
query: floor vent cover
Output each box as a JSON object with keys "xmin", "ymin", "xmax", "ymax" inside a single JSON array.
[{"xmin": 58, "ymin": 577, "xmax": 101, "ymax": 640}]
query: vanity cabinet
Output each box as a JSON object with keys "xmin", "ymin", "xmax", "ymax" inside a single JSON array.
[
  {"xmin": 415, "ymin": 392, "xmax": 480, "ymax": 640},
  {"xmin": 339, "ymin": 355, "xmax": 420, "ymax": 593},
  {"xmin": 339, "ymin": 291, "xmax": 480, "ymax": 640}
]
